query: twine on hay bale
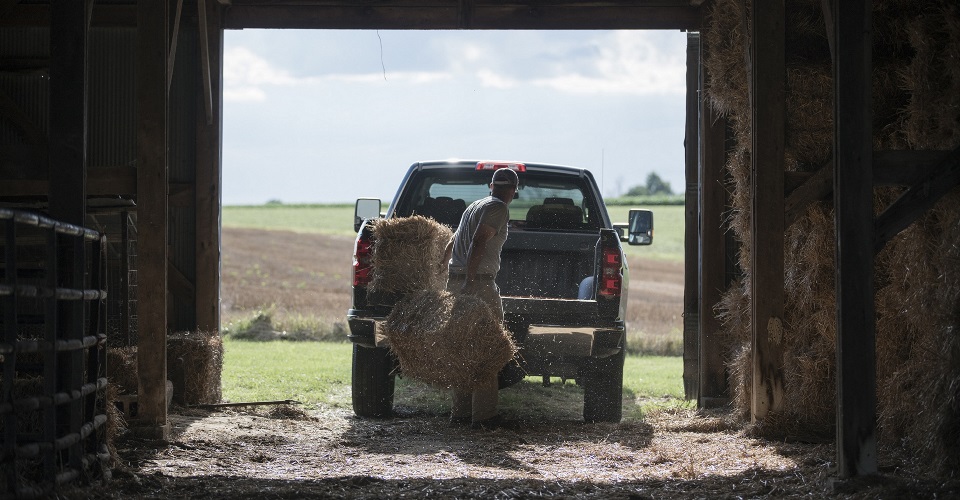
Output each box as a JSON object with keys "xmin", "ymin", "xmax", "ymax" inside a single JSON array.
[
  {"xmin": 368, "ymin": 216, "xmax": 453, "ymax": 296},
  {"xmin": 167, "ymin": 331, "xmax": 223, "ymax": 405},
  {"xmin": 382, "ymin": 289, "xmax": 517, "ymax": 391}
]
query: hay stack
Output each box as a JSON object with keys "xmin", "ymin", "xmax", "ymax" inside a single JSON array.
[
  {"xmin": 382, "ymin": 289, "xmax": 516, "ymax": 390},
  {"xmin": 705, "ymin": 0, "xmax": 960, "ymax": 472},
  {"xmin": 167, "ymin": 331, "xmax": 223, "ymax": 405},
  {"xmin": 368, "ymin": 216, "xmax": 452, "ymax": 296},
  {"xmin": 106, "ymin": 346, "xmax": 138, "ymax": 395}
]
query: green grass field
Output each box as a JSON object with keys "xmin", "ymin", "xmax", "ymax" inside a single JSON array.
[
  {"xmin": 224, "ymin": 202, "xmax": 685, "ymax": 262},
  {"xmin": 221, "ymin": 338, "xmax": 689, "ymax": 418}
]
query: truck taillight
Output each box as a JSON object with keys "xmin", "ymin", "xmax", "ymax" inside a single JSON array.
[
  {"xmin": 353, "ymin": 234, "xmax": 373, "ymax": 287},
  {"xmin": 598, "ymin": 247, "xmax": 622, "ymax": 297}
]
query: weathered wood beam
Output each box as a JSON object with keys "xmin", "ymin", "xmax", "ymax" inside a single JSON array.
[
  {"xmin": 682, "ymin": 32, "xmax": 700, "ymax": 401},
  {"xmin": 785, "ymin": 161, "xmax": 833, "ymax": 228},
  {"xmin": 699, "ymin": 56, "xmax": 730, "ymax": 408},
  {"xmin": 873, "ymin": 150, "xmax": 950, "ymax": 186},
  {"xmin": 0, "ymin": 167, "xmax": 137, "ymax": 197},
  {"xmin": 222, "ymin": 2, "xmax": 701, "ymax": 30},
  {"xmin": 749, "ymin": 0, "xmax": 786, "ymax": 423},
  {"xmin": 196, "ymin": 0, "xmax": 223, "ymax": 332},
  {"xmin": 135, "ymin": 0, "xmax": 171, "ymax": 441},
  {"xmin": 168, "ymin": 0, "xmax": 184, "ymax": 95},
  {"xmin": 874, "ymin": 146, "xmax": 960, "ymax": 254},
  {"xmin": 0, "ymin": 4, "xmax": 136, "ymax": 27},
  {"xmin": 168, "ymin": 261, "xmax": 196, "ymax": 300},
  {"xmin": 198, "ymin": 0, "xmax": 214, "ymax": 125},
  {"xmin": 833, "ymin": 0, "xmax": 877, "ymax": 478}
]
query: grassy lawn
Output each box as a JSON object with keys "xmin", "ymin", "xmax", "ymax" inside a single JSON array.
[{"xmin": 222, "ymin": 338, "xmax": 689, "ymax": 419}]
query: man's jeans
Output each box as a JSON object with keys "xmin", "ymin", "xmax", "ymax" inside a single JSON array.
[{"xmin": 446, "ymin": 274, "xmax": 503, "ymax": 423}]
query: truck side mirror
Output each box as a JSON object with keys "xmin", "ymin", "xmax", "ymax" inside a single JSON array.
[
  {"xmin": 627, "ymin": 209, "xmax": 653, "ymax": 246},
  {"xmin": 355, "ymin": 198, "xmax": 382, "ymax": 232}
]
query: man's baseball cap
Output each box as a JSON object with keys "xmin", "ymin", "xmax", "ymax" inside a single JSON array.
[{"xmin": 491, "ymin": 168, "xmax": 519, "ymax": 187}]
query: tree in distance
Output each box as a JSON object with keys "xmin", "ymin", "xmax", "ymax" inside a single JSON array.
[{"xmin": 625, "ymin": 172, "xmax": 673, "ymax": 196}]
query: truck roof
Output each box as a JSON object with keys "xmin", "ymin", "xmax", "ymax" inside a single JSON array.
[{"xmin": 412, "ymin": 159, "xmax": 589, "ymax": 177}]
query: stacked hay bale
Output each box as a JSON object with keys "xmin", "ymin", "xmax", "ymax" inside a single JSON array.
[
  {"xmin": 167, "ymin": 331, "xmax": 224, "ymax": 405},
  {"xmin": 703, "ymin": 0, "xmax": 960, "ymax": 470},
  {"xmin": 371, "ymin": 216, "xmax": 517, "ymax": 390}
]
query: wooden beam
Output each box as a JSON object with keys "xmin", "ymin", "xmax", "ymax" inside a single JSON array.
[
  {"xmin": 682, "ymin": 32, "xmax": 700, "ymax": 401},
  {"xmin": 785, "ymin": 161, "xmax": 833, "ymax": 228},
  {"xmin": 833, "ymin": 0, "xmax": 877, "ymax": 478},
  {"xmin": 873, "ymin": 150, "xmax": 950, "ymax": 186},
  {"xmin": 699, "ymin": 69, "xmax": 730, "ymax": 407},
  {"xmin": 874, "ymin": 146, "xmax": 960, "ymax": 253},
  {"xmin": 198, "ymin": 0, "xmax": 214, "ymax": 125},
  {"xmin": 168, "ymin": 0, "xmax": 184, "ymax": 95},
  {"xmin": 0, "ymin": 167, "xmax": 136, "ymax": 197},
  {"xmin": 0, "ymin": 4, "xmax": 136, "ymax": 27},
  {"xmin": 135, "ymin": 0, "xmax": 171, "ymax": 441},
  {"xmin": 0, "ymin": 87, "xmax": 47, "ymax": 148},
  {"xmin": 221, "ymin": 3, "xmax": 702, "ymax": 30},
  {"xmin": 750, "ymin": 0, "xmax": 787, "ymax": 423},
  {"xmin": 195, "ymin": 0, "xmax": 223, "ymax": 333}
]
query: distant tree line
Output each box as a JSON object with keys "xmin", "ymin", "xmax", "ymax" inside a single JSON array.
[{"xmin": 624, "ymin": 172, "xmax": 673, "ymax": 196}]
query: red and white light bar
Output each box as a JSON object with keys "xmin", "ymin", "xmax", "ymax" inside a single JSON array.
[{"xmin": 476, "ymin": 161, "xmax": 526, "ymax": 172}]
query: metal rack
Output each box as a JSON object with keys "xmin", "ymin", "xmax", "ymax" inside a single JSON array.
[{"xmin": 0, "ymin": 209, "xmax": 109, "ymax": 498}]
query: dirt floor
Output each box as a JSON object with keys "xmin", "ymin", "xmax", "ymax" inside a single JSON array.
[
  {"xmin": 76, "ymin": 402, "xmax": 958, "ymax": 499},
  {"xmin": 69, "ymin": 229, "xmax": 957, "ymax": 498}
]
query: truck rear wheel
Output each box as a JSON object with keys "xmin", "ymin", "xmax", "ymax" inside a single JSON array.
[
  {"xmin": 351, "ymin": 344, "xmax": 396, "ymax": 418},
  {"xmin": 581, "ymin": 349, "xmax": 624, "ymax": 423}
]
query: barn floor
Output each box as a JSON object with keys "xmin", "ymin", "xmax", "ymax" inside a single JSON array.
[{"xmin": 75, "ymin": 403, "xmax": 956, "ymax": 499}]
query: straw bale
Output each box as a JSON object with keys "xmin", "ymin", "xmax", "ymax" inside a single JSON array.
[
  {"xmin": 167, "ymin": 331, "xmax": 223, "ymax": 405},
  {"xmin": 368, "ymin": 216, "xmax": 453, "ymax": 296},
  {"xmin": 382, "ymin": 289, "xmax": 517, "ymax": 391},
  {"xmin": 107, "ymin": 346, "xmax": 138, "ymax": 395}
]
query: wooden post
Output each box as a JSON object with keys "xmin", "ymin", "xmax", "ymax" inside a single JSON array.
[
  {"xmin": 682, "ymin": 32, "xmax": 701, "ymax": 400},
  {"xmin": 135, "ymin": 0, "xmax": 171, "ymax": 440},
  {"xmin": 195, "ymin": 0, "xmax": 222, "ymax": 333},
  {"xmin": 699, "ymin": 54, "xmax": 730, "ymax": 407},
  {"xmin": 749, "ymin": 0, "xmax": 786, "ymax": 422},
  {"xmin": 49, "ymin": 0, "xmax": 90, "ymax": 473},
  {"xmin": 833, "ymin": 0, "xmax": 877, "ymax": 477}
]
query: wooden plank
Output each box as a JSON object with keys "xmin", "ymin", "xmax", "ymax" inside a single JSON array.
[
  {"xmin": 785, "ymin": 161, "xmax": 833, "ymax": 228},
  {"xmin": 873, "ymin": 150, "xmax": 949, "ymax": 186},
  {"xmin": 134, "ymin": 0, "xmax": 170, "ymax": 440},
  {"xmin": 221, "ymin": 3, "xmax": 701, "ymax": 30},
  {"xmin": 833, "ymin": 0, "xmax": 877, "ymax": 478},
  {"xmin": 198, "ymin": 0, "xmax": 213, "ymax": 125},
  {"xmin": 167, "ymin": 0, "xmax": 183, "ymax": 94},
  {"xmin": 0, "ymin": 167, "xmax": 135, "ymax": 196},
  {"xmin": 699, "ymin": 62, "xmax": 729, "ymax": 407},
  {"xmin": 874, "ymin": 146, "xmax": 960, "ymax": 253},
  {"xmin": 195, "ymin": 1, "xmax": 223, "ymax": 333},
  {"xmin": 682, "ymin": 32, "xmax": 700, "ymax": 401},
  {"xmin": 0, "ymin": 4, "xmax": 136, "ymax": 27},
  {"xmin": 749, "ymin": 0, "xmax": 787, "ymax": 423}
]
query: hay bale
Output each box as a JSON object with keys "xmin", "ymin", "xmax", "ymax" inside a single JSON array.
[
  {"xmin": 167, "ymin": 331, "xmax": 223, "ymax": 405},
  {"xmin": 382, "ymin": 289, "xmax": 517, "ymax": 391},
  {"xmin": 106, "ymin": 346, "xmax": 138, "ymax": 395},
  {"xmin": 368, "ymin": 216, "xmax": 452, "ymax": 296}
]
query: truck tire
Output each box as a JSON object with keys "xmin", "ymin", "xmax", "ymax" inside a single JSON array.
[
  {"xmin": 581, "ymin": 348, "xmax": 625, "ymax": 423},
  {"xmin": 351, "ymin": 344, "xmax": 396, "ymax": 418}
]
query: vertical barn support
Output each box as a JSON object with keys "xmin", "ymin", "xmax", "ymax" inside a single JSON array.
[
  {"xmin": 134, "ymin": 1, "xmax": 171, "ymax": 439},
  {"xmin": 832, "ymin": 0, "xmax": 877, "ymax": 478},
  {"xmin": 698, "ymin": 43, "xmax": 730, "ymax": 408},
  {"xmin": 749, "ymin": 0, "xmax": 787, "ymax": 422},
  {"xmin": 682, "ymin": 32, "xmax": 701, "ymax": 400},
  {"xmin": 195, "ymin": 0, "xmax": 223, "ymax": 333}
]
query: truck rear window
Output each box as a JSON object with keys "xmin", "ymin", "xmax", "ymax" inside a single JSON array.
[{"xmin": 394, "ymin": 170, "xmax": 603, "ymax": 230}]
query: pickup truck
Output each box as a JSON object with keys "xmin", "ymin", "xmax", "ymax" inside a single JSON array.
[{"xmin": 347, "ymin": 160, "xmax": 653, "ymax": 422}]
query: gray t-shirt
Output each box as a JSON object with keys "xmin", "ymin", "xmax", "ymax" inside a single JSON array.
[{"xmin": 448, "ymin": 196, "xmax": 509, "ymax": 276}]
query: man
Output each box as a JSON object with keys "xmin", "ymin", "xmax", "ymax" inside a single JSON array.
[{"xmin": 444, "ymin": 167, "xmax": 519, "ymax": 429}]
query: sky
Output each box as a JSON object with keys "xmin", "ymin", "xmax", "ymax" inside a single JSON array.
[{"xmin": 222, "ymin": 29, "xmax": 690, "ymax": 205}]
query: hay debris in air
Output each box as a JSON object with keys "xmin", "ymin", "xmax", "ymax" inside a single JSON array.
[
  {"xmin": 368, "ymin": 216, "xmax": 452, "ymax": 296},
  {"xmin": 383, "ymin": 289, "xmax": 516, "ymax": 391}
]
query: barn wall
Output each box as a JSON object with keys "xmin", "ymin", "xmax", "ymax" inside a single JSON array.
[{"xmin": 702, "ymin": 0, "xmax": 960, "ymax": 473}]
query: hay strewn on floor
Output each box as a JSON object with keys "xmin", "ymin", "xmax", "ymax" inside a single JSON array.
[
  {"xmin": 168, "ymin": 331, "xmax": 224, "ymax": 405},
  {"xmin": 704, "ymin": 0, "xmax": 960, "ymax": 474},
  {"xmin": 368, "ymin": 216, "xmax": 452, "ymax": 296},
  {"xmin": 382, "ymin": 289, "xmax": 516, "ymax": 390}
]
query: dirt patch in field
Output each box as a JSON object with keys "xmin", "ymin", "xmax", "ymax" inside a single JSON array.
[{"xmin": 84, "ymin": 403, "xmax": 956, "ymax": 499}]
